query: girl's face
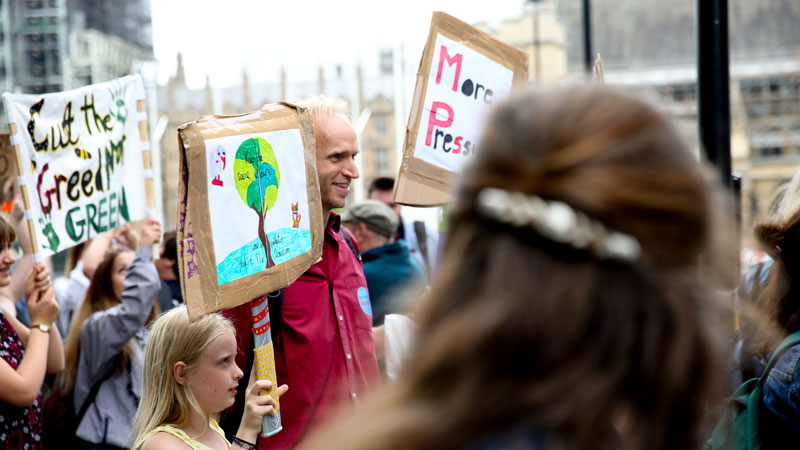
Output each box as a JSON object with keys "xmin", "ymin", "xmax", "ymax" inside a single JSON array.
[
  {"xmin": 0, "ymin": 241, "xmax": 16, "ymax": 287},
  {"xmin": 111, "ymin": 251, "xmax": 135, "ymax": 300},
  {"xmin": 186, "ymin": 329, "xmax": 243, "ymax": 415}
]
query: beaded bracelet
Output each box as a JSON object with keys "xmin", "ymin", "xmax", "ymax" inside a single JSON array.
[{"xmin": 232, "ymin": 436, "xmax": 257, "ymax": 450}]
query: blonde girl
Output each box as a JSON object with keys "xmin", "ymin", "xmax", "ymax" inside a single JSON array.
[{"xmin": 132, "ymin": 306, "xmax": 287, "ymax": 450}]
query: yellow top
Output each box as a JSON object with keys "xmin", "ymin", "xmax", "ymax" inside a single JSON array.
[{"xmin": 135, "ymin": 418, "xmax": 230, "ymax": 450}]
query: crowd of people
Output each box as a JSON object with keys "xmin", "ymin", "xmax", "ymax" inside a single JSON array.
[{"xmin": 0, "ymin": 84, "xmax": 797, "ymax": 449}]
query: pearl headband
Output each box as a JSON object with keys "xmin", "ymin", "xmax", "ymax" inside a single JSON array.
[{"xmin": 475, "ymin": 187, "xmax": 641, "ymax": 262}]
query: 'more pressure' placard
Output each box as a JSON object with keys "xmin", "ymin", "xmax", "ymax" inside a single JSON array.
[
  {"xmin": 413, "ymin": 33, "xmax": 514, "ymax": 174},
  {"xmin": 395, "ymin": 12, "xmax": 528, "ymax": 206}
]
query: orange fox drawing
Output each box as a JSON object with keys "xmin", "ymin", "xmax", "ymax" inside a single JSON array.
[{"xmin": 292, "ymin": 203, "xmax": 301, "ymax": 228}]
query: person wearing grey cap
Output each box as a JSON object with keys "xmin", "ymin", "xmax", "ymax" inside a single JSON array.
[{"xmin": 342, "ymin": 200, "xmax": 424, "ymax": 326}]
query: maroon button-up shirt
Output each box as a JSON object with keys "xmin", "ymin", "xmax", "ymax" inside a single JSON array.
[{"xmin": 224, "ymin": 212, "xmax": 381, "ymax": 449}]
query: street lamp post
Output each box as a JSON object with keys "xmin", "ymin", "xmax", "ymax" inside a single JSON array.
[
  {"xmin": 582, "ymin": 0, "xmax": 592, "ymax": 75},
  {"xmin": 697, "ymin": 0, "xmax": 732, "ymax": 189}
]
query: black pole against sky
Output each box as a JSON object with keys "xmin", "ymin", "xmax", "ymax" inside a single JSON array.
[
  {"xmin": 582, "ymin": 0, "xmax": 592, "ymax": 73},
  {"xmin": 697, "ymin": 0, "xmax": 732, "ymax": 189}
]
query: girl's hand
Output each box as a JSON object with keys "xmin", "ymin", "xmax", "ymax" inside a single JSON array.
[
  {"xmin": 23, "ymin": 263, "xmax": 51, "ymax": 304},
  {"xmin": 238, "ymin": 377, "xmax": 289, "ymax": 442},
  {"xmin": 26, "ymin": 286, "xmax": 58, "ymax": 327},
  {"xmin": 139, "ymin": 218, "xmax": 162, "ymax": 248},
  {"xmin": 113, "ymin": 224, "xmax": 139, "ymax": 250}
]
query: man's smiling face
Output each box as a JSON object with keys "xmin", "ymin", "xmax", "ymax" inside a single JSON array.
[{"xmin": 315, "ymin": 113, "xmax": 359, "ymax": 217}]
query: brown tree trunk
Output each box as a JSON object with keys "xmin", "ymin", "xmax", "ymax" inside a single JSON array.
[
  {"xmin": 253, "ymin": 204, "xmax": 274, "ymax": 268},
  {"xmin": 259, "ymin": 211, "xmax": 274, "ymax": 268}
]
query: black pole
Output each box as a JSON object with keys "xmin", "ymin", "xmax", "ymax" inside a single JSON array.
[
  {"xmin": 697, "ymin": 0, "xmax": 731, "ymax": 189},
  {"xmin": 582, "ymin": 0, "xmax": 592, "ymax": 73}
]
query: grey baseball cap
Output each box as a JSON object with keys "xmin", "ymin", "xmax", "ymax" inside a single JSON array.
[{"xmin": 342, "ymin": 199, "xmax": 399, "ymax": 238}]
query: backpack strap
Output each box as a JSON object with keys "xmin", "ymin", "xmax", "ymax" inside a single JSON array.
[
  {"xmin": 338, "ymin": 228, "xmax": 362, "ymax": 263},
  {"xmin": 74, "ymin": 362, "xmax": 117, "ymax": 428},
  {"xmin": 412, "ymin": 220, "xmax": 431, "ymax": 279}
]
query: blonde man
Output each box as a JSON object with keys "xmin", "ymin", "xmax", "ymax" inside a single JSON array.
[{"xmin": 222, "ymin": 95, "xmax": 380, "ymax": 449}]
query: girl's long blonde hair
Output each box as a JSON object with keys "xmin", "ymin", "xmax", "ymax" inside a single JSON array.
[
  {"xmin": 56, "ymin": 247, "xmax": 159, "ymax": 395},
  {"xmin": 130, "ymin": 306, "xmax": 235, "ymax": 449}
]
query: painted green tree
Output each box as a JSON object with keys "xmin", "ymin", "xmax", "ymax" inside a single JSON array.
[{"xmin": 234, "ymin": 137, "xmax": 280, "ymax": 268}]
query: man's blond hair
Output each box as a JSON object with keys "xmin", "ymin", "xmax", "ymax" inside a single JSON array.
[{"xmin": 296, "ymin": 94, "xmax": 352, "ymax": 124}]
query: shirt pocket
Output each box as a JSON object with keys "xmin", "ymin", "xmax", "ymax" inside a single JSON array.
[{"xmin": 344, "ymin": 276, "xmax": 374, "ymax": 330}]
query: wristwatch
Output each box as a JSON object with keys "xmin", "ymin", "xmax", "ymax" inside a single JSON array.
[{"xmin": 31, "ymin": 323, "xmax": 50, "ymax": 333}]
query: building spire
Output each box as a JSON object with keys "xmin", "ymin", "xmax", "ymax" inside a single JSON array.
[
  {"xmin": 174, "ymin": 52, "xmax": 186, "ymax": 87},
  {"xmin": 242, "ymin": 68, "xmax": 251, "ymax": 111},
  {"xmin": 204, "ymin": 74, "xmax": 214, "ymax": 115}
]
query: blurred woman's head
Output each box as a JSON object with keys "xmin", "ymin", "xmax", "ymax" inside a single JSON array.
[
  {"xmin": 754, "ymin": 200, "xmax": 800, "ymax": 346},
  {"xmin": 87, "ymin": 247, "xmax": 134, "ymax": 307},
  {"xmin": 110, "ymin": 250, "xmax": 135, "ymax": 300},
  {"xmin": 303, "ymin": 85, "xmax": 730, "ymax": 450}
]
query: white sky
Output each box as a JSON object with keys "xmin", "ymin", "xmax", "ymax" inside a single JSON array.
[{"xmin": 150, "ymin": 0, "xmax": 527, "ymax": 88}]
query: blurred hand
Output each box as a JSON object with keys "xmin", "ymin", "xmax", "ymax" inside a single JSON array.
[
  {"xmin": 23, "ymin": 263, "xmax": 51, "ymax": 302},
  {"xmin": 26, "ymin": 286, "xmax": 58, "ymax": 327},
  {"xmin": 4, "ymin": 179, "xmax": 24, "ymax": 223},
  {"xmin": 2, "ymin": 178, "xmax": 13, "ymax": 204},
  {"xmin": 113, "ymin": 224, "xmax": 139, "ymax": 250},
  {"xmin": 139, "ymin": 218, "xmax": 161, "ymax": 248}
]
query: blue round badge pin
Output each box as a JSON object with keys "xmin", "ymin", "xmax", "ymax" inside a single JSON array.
[{"xmin": 357, "ymin": 287, "xmax": 372, "ymax": 315}]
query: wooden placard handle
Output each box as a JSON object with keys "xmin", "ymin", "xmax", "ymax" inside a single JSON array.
[
  {"xmin": 137, "ymin": 100, "xmax": 155, "ymax": 215},
  {"xmin": 593, "ymin": 53, "xmax": 605, "ymax": 84},
  {"xmin": 7, "ymin": 123, "xmax": 41, "ymax": 261}
]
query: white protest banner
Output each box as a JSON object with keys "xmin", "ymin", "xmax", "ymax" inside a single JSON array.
[
  {"xmin": 395, "ymin": 12, "xmax": 529, "ymax": 206},
  {"xmin": 2, "ymin": 75, "xmax": 151, "ymax": 259}
]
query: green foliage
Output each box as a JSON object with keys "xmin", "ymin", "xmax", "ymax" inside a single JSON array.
[{"xmin": 234, "ymin": 137, "xmax": 280, "ymax": 215}]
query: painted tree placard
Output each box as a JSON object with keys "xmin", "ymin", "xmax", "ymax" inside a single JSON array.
[
  {"xmin": 177, "ymin": 103, "xmax": 323, "ymax": 320},
  {"xmin": 394, "ymin": 12, "xmax": 529, "ymax": 206},
  {"xmin": 1, "ymin": 75, "xmax": 151, "ymax": 259}
]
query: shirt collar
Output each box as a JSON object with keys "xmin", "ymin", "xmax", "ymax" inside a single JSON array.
[{"xmin": 327, "ymin": 211, "xmax": 342, "ymax": 234}]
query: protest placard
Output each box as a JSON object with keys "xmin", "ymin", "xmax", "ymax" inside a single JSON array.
[
  {"xmin": 177, "ymin": 102, "xmax": 323, "ymax": 320},
  {"xmin": 2, "ymin": 75, "xmax": 152, "ymax": 260},
  {"xmin": 394, "ymin": 12, "xmax": 529, "ymax": 206}
]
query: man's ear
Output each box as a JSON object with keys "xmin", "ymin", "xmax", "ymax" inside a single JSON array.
[
  {"xmin": 356, "ymin": 223, "xmax": 369, "ymax": 242},
  {"xmin": 173, "ymin": 361, "xmax": 188, "ymax": 385}
]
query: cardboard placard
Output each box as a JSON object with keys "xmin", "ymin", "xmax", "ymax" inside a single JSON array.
[
  {"xmin": 2, "ymin": 75, "xmax": 150, "ymax": 258},
  {"xmin": 177, "ymin": 103, "xmax": 323, "ymax": 320},
  {"xmin": 394, "ymin": 12, "xmax": 529, "ymax": 206}
]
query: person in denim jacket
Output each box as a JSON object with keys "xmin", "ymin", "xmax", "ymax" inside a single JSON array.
[{"xmin": 750, "ymin": 187, "xmax": 800, "ymax": 447}]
